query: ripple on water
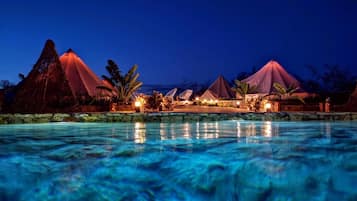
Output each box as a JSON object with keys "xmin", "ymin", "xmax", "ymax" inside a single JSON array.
[{"xmin": 0, "ymin": 121, "xmax": 356, "ymax": 201}]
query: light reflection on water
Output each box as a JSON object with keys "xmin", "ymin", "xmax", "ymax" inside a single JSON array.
[
  {"xmin": 134, "ymin": 122, "xmax": 146, "ymax": 144},
  {"xmin": 129, "ymin": 120, "xmax": 334, "ymax": 143}
]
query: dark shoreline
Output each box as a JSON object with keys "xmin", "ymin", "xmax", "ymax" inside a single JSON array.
[{"xmin": 0, "ymin": 112, "xmax": 357, "ymax": 124}]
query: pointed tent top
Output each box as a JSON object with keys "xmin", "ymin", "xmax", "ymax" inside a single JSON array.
[
  {"xmin": 44, "ymin": 39, "xmax": 55, "ymax": 48},
  {"xmin": 242, "ymin": 60, "xmax": 302, "ymax": 94},
  {"xmin": 38, "ymin": 39, "xmax": 58, "ymax": 58},
  {"xmin": 264, "ymin": 60, "xmax": 284, "ymax": 69},
  {"xmin": 11, "ymin": 39, "xmax": 75, "ymax": 112},
  {"xmin": 63, "ymin": 48, "xmax": 79, "ymax": 57},
  {"xmin": 60, "ymin": 50, "xmax": 112, "ymax": 97},
  {"xmin": 200, "ymin": 75, "xmax": 235, "ymax": 100},
  {"xmin": 33, "ymin": 39, "xmax": 60, "ymax": 72}
]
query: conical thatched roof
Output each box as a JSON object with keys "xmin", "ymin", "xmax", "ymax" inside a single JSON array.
[
  {"xmin": 242, "ymin": 60, "xmax": 302, "ymax": 94},
  {"xmin": 200, "ymin": 75, "xmax": 235, "ymax": 100},
  {"xmin": 12, "ymin": 40, "xmax": 75, "ymax": 113},
  {"xmin": 60, "ymin": 49, "xmax": 114, "ymax": 98}
]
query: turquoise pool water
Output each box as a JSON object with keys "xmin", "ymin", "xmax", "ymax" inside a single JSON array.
[{"xmin": 0, "ymin": 121, "xmax": 356, "ymax": 201}]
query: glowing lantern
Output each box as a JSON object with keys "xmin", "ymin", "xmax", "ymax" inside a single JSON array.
[
  {"xmin": 134, "ymin": 96, "xmax": 145, "ymax": 112},
  {"xmin": 236, "ymin": 101, "xmax": 240, "ymax": 108},
  {"xmin": 264, "ymin": 102, "xmax": 272, "ymax": 112},
  {"xmin": 135, "ymin": 101, "xmax": 141, "ymax": 107}
]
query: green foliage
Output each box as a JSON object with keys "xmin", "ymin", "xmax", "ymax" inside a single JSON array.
[
  {"xmin": 273, "ymin": 83, "xmax": 299, "ymax": 96},
  {"xmin": 231, "ymin": 80, "xmax": 257, "ymax": 102},
  {"xmin": 102, "ymin": 60, "xmax": 143, "ymax": 104},
  {"xmin": 273, "ymin": 82, "xmax": 305, "ymax": 104}
]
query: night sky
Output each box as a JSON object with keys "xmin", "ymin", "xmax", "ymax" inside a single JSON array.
[{"xmin": 1, "ymin": 0, "xmax": 357, "ymax": 86}]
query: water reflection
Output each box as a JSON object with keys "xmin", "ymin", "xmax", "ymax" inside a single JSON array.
[
  {"xmin": 323, "ymin": 122, "xmax": 331, "ymax": 138},
  {"xmin": 134, "ymin": 122, "xmax": 146, "ymax": 143},
  {"xmin": 183, "ymin": 123, "xmax": 191, "ymax": 139},
  {"xmin": 202, "ymin": 122, "xmax": 219, "ymax": 139},
  {"xmin": 160, "ymin": 123, "xmax": 167, "ymax": 140},
  {"xmin": 262, "ymin": 121, "xmax": 272, "ymax": 137},
  {"xmin": 196, "ymin": 122, "xmax": 200, "ymax": 139},
  {"xmin": 246, "ymin": 123, "xmax": 257, "ymax": 137},
  {"xmin": 151, "ymin": 120, "xmax": 287, "ymax": 142},
  {"xmin": 235, "ymin": 121, "xmax": 280, "ymax": 139},
  {"xmin": 170, "ymin": 124, "xmax": 177, "ymax": 140},
  {"xmin": 236, "ymin": 121, "xmax": 241, "ymax": 137}
]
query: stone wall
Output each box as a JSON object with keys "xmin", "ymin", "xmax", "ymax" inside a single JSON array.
[{"xmin": 0, "ymin": 112, "xmax": 356, "ymax": 124}]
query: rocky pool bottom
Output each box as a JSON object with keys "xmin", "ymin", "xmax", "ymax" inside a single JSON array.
[
  {"xmin": 0, "ymin": 112, "xmax": 357, "ymax": 124},
  {"xmin": 0, "ymin": 121, "xmax": 357, "ymax": 201}
]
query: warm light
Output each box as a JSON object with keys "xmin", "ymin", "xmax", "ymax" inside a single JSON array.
[
  {"xmin": 135, "ymin": 101, "xmax": 141, "ymax": 107},
  {"xmin": 264, "ymin": 102, "xmax": 272, "ymax": 110},
  {"xmin": 215, "ymin": 100, "xmax": 218, "ymax": 103},
  {"xmin": 134, "ymin": 122, "xmax": 146, "ymax": 143},
  {"xmin": 135, "ymin": 96, "xmax": 145, "ymax": 108},
  {"xmin": 236, "ymin": 101, "xmax": 240, "ymax": 105},
  {"xmin": 203, "ymin": 99, "xmax": 207, "ymax": 103},
  {"xmin": 195, "ymin": 97, "xmax": 199, "ymax": 101},
  {"xmin": 262, "ymin": 121, "xmax": 272, "ymax": 137}
]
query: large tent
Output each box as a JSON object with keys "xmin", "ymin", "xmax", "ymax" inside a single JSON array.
[
  {"xmin": 60, "ymin": 49, "xmax": 115, "ymax": 99},
  {"xmin": 11, "ymin": 40, "xmax": 75, "ymax": 113},
  {"xmin": 242, "ymin": 60, "xmax": 302, "ymax": 94},
  {"xmin": 200, "ymin": 75, "xmax": 235, "ymax": 100}
]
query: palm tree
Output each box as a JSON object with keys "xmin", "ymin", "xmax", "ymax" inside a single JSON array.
[
  {"xmin": 231, "ymin": 80, "xmax": 257, "ymax": 104},
  {"xmin": 102, "ymin": 60, "xmax": 143, "ymax": 104},
  {"xmin": 273, "ymin": 82, "xmax": 305, "ymax": 103}
]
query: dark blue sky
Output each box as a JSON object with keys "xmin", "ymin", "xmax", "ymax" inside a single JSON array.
[{"xmin": 1, "ymin": 0, "xmax": 356, "ymax": 85}]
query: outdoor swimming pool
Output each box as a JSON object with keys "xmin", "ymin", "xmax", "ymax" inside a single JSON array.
[{"xmin": 0, "ymin": 121, "xmax": 356, "ymax": 200}]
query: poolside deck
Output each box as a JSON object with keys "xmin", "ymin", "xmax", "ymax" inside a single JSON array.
[{"xmin": 171, "ymin": 105, "xmax": 246, "ymax": 113}]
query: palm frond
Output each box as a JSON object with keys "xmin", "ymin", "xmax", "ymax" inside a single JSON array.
[
  {"xmin": 273, "ymin": 82, "xmax": 287, "ymax": 94},
  {"xmin": 102, "ymin": 61, "xmax": 142, "ymax": 104}
]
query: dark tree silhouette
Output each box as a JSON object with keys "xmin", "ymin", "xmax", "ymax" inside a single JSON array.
[
  {"xmin": 102, "ymin": 60, "xmax": 143, "ymax": 104},
  {"xmin": 304, "ymin": 64, "xmax": 357, "ymax": 104}
]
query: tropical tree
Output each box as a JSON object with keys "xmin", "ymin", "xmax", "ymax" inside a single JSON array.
[
  {"xmin": 273, "ymin": 82, "xmax": 305, "ymax": 103},
  {"xmin": 231, "ymin": 80, "xmax": 257, "ymax": 104},
  {"xmin": 102, "ymin": 60, "xmax": 143, "ymax": 104}
]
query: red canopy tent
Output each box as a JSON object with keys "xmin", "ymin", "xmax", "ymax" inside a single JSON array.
[
  {"xmin": 242, "ymin": 60, "xmax": 303, "ymax": 94},
  {"xmin": 60, "ymin": 49, "xmax": 115, "ymax": 99}
]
